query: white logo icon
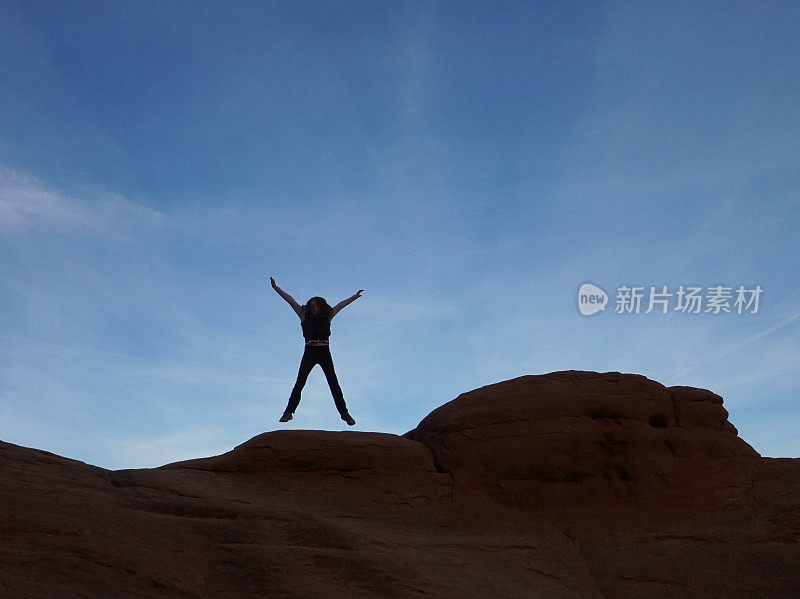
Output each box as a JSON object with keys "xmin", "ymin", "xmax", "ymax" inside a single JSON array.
[{"xmin": 578, "ymin": 283, "xmax": 608, "ymax": 316}]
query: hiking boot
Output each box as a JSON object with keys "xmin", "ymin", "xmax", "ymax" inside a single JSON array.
[
  {"xmin": 279, "ymin": 411, "xmax": 293, "ymax": 423},
  {"xmin": 341, "ymin": 412, "xmax": 356, "ymax": 426}
]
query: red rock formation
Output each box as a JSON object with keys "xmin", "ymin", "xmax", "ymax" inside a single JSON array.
[
  {"xmin": 403, "ymin": 371, "xmax": 761, "ymax": 510},
  {"xmin": 1, "ymin": 371, "xmax": 798, "ymax": 598}
]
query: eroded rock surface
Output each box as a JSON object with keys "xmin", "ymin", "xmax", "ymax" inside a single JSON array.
[
  {"xmin": 403, "ymin": 371, "xmax": 760, "ymax": 509},
  {"xmin": 1, "ymin": 371, "xmax": 798, "ymax": 598}
]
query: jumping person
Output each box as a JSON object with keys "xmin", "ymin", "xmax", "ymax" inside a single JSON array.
[{"xmin": 270, "ymin": 277, "xmax": 362, "ymax": 426}]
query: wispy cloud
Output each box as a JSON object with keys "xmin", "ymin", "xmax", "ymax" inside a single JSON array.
[
  {"xmin": 0, "ymin": 168, "xmax": 165, "ymax": 233},
  {"xmin": 672, "ymin": 310, "xmax": 800, "ymax": 380}
]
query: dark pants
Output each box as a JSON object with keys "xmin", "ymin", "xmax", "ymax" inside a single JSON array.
[{"xmin": 286, "ymin": 345, "xmax": 348, "ymax": 416}]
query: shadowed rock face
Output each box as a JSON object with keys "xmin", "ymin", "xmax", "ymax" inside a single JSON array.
[
  {"xmin": 1, "ymin": 371, "xmax": 798, "ymax": 598},
  {"xmin": 403, "ymin": 371, "xmax": 760, "ymax": 510}
]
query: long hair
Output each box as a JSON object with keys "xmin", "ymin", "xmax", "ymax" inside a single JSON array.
[{"xmin": 303, "ymin": 296, "xmax": 333, "ymax": 319}]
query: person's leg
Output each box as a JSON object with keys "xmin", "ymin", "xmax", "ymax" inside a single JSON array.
[
  {"xmin": 285, "ymin": 347, "xmax": 319, "ymax": 415},
  {"xmin": 317, "ymin": 347, "xmax": 352, "ymax": 420}
]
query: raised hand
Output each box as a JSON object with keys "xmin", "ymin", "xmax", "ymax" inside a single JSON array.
[{"xmin": 270, "ymin": 276, "xmax": 278, "ymax": 289}]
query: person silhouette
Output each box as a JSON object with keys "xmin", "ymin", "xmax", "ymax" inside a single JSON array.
[{"xmin": 270, "ymin": 277, "xmax": 362, "ymax": 426}]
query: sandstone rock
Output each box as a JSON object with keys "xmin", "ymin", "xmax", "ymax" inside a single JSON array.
[
  {"xmin": 1, "ymin": 371, "xmax": 797, "ymax": 598},
  {"xmin": 404, "ymin": 371, "xmax": 760, "ymax": 510}
]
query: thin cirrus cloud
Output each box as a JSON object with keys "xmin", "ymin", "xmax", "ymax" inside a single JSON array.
[{"xmin": 0, "ymin": 168, "xmax": 165, "ymax": 233}]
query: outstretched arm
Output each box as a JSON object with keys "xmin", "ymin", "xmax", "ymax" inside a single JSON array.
[
  {"xmin": 270, "ymin": 277, "xmax": 303, "ymax": 319},
  {"xmin": 331, "ymin": 289, "xmax": 363, "ymax": 318}
]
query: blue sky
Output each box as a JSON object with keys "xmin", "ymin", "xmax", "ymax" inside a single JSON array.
[{"xmin": 1, "ymin": 1, "xmax": 798, "ymax": 469}]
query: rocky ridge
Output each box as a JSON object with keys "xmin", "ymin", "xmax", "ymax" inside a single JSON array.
[{"xmin": 1, "ymin": 371, "xmax": 798, "ymax": 598}]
